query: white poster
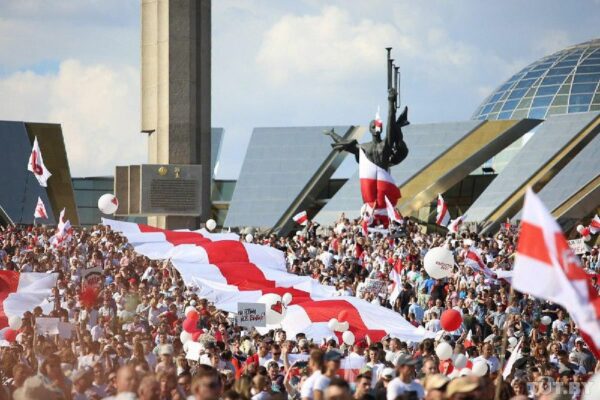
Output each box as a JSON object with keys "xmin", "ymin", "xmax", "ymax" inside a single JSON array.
[{"xmin": 236, "ymin": 302, "xmax": 267, "ymax": 328}]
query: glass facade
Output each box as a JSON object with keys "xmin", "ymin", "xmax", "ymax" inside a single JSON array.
[
  {"xmin": 72, "ymin": 177, "xmax": 114, "ymax": 226},
  {"xmin": 473, "ymin": 39, "xmax": 600, "ymax": 121}
]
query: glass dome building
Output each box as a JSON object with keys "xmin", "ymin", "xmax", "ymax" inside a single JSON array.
[{"xmin": 473, "ymin": 38, "xmax": 600, "ymax": 120}]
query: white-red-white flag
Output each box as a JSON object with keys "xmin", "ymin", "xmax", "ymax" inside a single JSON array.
[
  {"xmin": 448, "ymin": 214, "xmax": 466, "ymax": 233},
  {"xmin": 464, "ymin": 247, "xmax": 497, "ymax": 280},
  {"xmin": 590, "ymin": 214, "xmax": 600, "ymax": 235},
  {"xmin": 513, "ymin": 188, "xmax": 600, "ymax": 358},
  {"xmin": 384, "ymin": 196, "xmax": 403, "ymax": 224},
  {"xmin": 436, "ymin": 194, "xmax": 450, "ymax": 226},
  {"xmin": 292, "ymin": 211, "xmax": 308, "ymax": 226},
  {"xmin": 502, "ymin": 337, "xmax": 523, "ymax": 379},
  {"xmin": 50, "ymin": 208, "xmax": 72, "ymax": 248},
  {"xmin": 27, "ymin": 137, "xmax": 52, "ymax": 187},
  {"xmin": 33, "ymin": 197, "xmax": 48, "ymax": 219},
  {"xmin": 0, "ymin": 271, "xmax": 58, "ymax": 328},
  {"xmin": 388, "ymin": 261, "xmax": 403, "ymax": 305}
]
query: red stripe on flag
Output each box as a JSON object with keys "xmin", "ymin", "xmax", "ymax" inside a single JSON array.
[
  {"xmin": 0, "ymin": 271, "xmax": 20, "ymax": 328},
  {"xmin": 137, "ymin": 224, "xmax": 211, "ymax": 246},
  {"xmin": 517, "ymin": 222, "xmax": 552, "ymax": 266},
  {"xmin": 203, "ymin": 241, "xmax": 249, "ymax": 264}
]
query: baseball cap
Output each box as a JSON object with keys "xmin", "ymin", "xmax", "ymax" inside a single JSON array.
[
  {"xmin": 381, "ymin": 367, "xmax": 395, "ymax": 379},
  {"xmin": 324, "ymin": 351, "xmax": 342, "ymax": 362},
  {"xmin": 395, "ymin": 354, "xmax": 417, "ymax": 367}
]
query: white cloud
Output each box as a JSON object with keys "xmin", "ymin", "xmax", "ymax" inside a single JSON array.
[
  {"xmin": 0, "ymin": 60, "xmax": 146, "ymax": 177},
  {"xmin": 532, "ymin": 30, "xmax": 572, "ymax": 56}
]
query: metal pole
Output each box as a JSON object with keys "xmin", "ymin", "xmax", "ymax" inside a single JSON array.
[{"xmin": 385, "ymin": 48, "xmax": 392, "ymax": 90}]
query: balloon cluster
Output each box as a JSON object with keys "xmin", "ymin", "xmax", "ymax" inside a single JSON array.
[
  {"xmin": 435, "ymin": 341, "xmax": 485, "ymax": 378},
  {"xmin": 180, "ymin": 308, "xmax": 205, "ymax": 345},
  {"xmin": 2, "ymin": 316, "xmax": 23, "ymax": 344},
  {"xmin": 257, "ymin": 293, "xmax": 293, "ymax": 325},
  {"xmin": 328, "ymin": 310, "xmax": 355, "ymax": 345}
]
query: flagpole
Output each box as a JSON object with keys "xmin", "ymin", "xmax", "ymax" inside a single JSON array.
[{"xmin": 494, "ymin": 285, "xmax": 514, "ymax": 400}]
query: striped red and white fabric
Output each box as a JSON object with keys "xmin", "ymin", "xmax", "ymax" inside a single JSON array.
[
  {"xmin": 388, "ymin": 262, "xmax": 403, "ymax": 305},
  {"xmin": 384, "ymin": 196, "xmax": 402, "ymax": 224},
  {"xmin": 0, "ymin": 271, "xmax": 58, "ymax": 328},
  {"xmin": 436, "ymin": 194, "xmax": 450, "ymax": 227},
  {"xmin": 464, "ymin": 248, "xmax": 497, "ymax": 280},
  {"xmin": 34, "ymin": 197, "xmax": 48, "ymax": 219},
  {"xmin": 448, "ymin": 214, "xmax": 466, "ymax": 233},
  {"xmin": 104, "ymin": 219, "xmax": 433, "ymax": 343},
  {"xmin": 293, "ymin": 211, "xmax": 308, "ymax": 226},
  {"xmin": 513, "ymin": 189, "xmax": 600, "ymax": 358},
  {"xmin": 358, "ymin": 149, "xmax": 400, "ymax": 212},
  {"xmin": 590, "ymin": 214, "xmax": 600, "ymax": 235}
]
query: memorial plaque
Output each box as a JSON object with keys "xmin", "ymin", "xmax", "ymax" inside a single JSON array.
[{"xmin": 115, "ymin": 164, "xmax": 203, "ymax": 216}]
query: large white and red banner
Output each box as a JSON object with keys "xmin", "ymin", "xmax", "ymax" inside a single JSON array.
[
  {"xmin": 0, "ymin": 271, "xmax": 58, "ymax": 328},
  {"xmin": 464, "ymin": 247, "xmax": 497, "ymax": 280},
  {"xmin": 27, "ymin": 136, "xmax": 52, "ymax": 187},
  {"xmin": 293, "ymin": 211, "xmax": 308, "ymax": 226},
  {"xmin": 513, "ymin": 189, "xmax": 600, "ymax": 358},
  {"xmin": 104, "ymin": 219, "xmax": 434, "ymax": 343}
]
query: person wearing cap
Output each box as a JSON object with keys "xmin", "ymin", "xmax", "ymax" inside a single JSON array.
[
  {"xmin": 386, "ymin": 354, "xmax": 424, "ymax": 400},
  {"xmin": 569, "ymin": 338, "xmax": 595, "ymax": 372},
  {"xmin": 313, "ymin": 351, "xmax": 342, "ymax": 400}
]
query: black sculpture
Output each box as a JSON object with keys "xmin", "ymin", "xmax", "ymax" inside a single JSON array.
[{"xmin": 325, "ymin": 48, "xmax": 409, "ymax": 171}]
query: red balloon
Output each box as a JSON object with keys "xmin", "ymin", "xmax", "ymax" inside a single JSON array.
[
  {"xmin": 187, "ymin": 310, "xmax": 199, "ymax": 321},
  {"xmin": 440, "ymin": 309, "xmax": 463, "ymax": 332},
  {"xmin": 192, "ymin": 330, "xmax": 203, "ymax": 341},
  {"xmin": 182, "ymin": 318, "xmax": 198, "ymax": 333},
  {"xmin": 338, "ymin": 310, "xmax": 349, "ymax": 322},
  {"xmin": 4, "ymin": 329, "xmax": 17, "ymax": 343},
  {"xmin": 465, "ymin": 360, "xmax": 473, "ymax": 369}
]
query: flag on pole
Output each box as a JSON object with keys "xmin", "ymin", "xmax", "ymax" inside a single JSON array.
[
  {"xmin": 33, "ymin": 197, "xmax": 48, "ymax": 219},
  {"xmin": 464, "ymin": 247, "xmax": 497, "ymax": 280},
  {"xmin": 388, "ymin": 261, "xmax": 403, "ymax": 305},
  {"xmin": 513, "ymin": 188, "xmax": 600, "ymax": 358},
  {"xmin": 590, "ymin": 214, "xmax": 600, "ymax": 235},
  {"xmin": 292, "ymin": 211, "xmax": 308, "ymax": 226},
  {"xmin": 502, "ymin": 337, "xmax": 523, "ymax": 379},
  {"xmin": 50, "ymin": 208, "xmax": 72, "ymax": 248},
  {"xmin": 504, "ymin": 217, "xmax": 512, "ymax": 231},
  {"xmin": 27, "ymin": 137, "xmax": 52, "ymax": 187},
  {"xmin": 436, "ymin": 194, "xmax": 450, "ymax": 226},
  {"xmin": 384, "ymin": 196, "xmax": 403, "ymax": 224},
  {"xmin": 448, "ymin": 214, "xmax": 466, "ymax": 233}
]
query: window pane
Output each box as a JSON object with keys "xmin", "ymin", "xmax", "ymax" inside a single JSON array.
[
  {"xmin": 536, "ymin": 85, "xmax": 560, "ymax": 96},
  {"xmin": 528, "ymin": 108, "xmax": 547, "ymax": 119},
  {"xmin": 546, "ymin": 67, "xmax": 572, "ymax": 76},
  {"xmin": 568, "ymin": 105, "xmax": 589, "ymax": 113},
  {"xmin": 515, "ymin": 79, "xmax": 536, "ymax": 89},
  {"xmin": 518, "ymin": 97, "xmax": 533, "ymax": 108},
  {"xmin": 573, "ymin": 73, "xmax": 600, "ymax": 83},
  {"xmin": 501, "ymin": 99, "xmax": 520, "ymax": 111},
  {"xmin": 498, "ymin": 111, "xmax": 513, "ymax": 119},
  {"xmin": 532, "ymin": 96, "xmax": 553, "ymax": 107},
  {"xmin": 541, "ymin": 75, "xmax": 567, "ymax": 86},
  {"xmin": 546, "ymin": 106, "xmax": 567, "ymax": 116},
  {"xmin": 577, "ymin": 65, "xmax": 600, "ymax": 74},
  {"xmin": 508, "ymin": 88, "xmax": 527, "ymax": 100},
  {"xmin": 551, "ymin": 95, "xmax": 569, "ymax": 106},
  {"xmin": 511, "ymin": 109, "xmax": 529, "ymax": 119},
  {"xmin": 558, "ymin": 84, "xmax": 571, "ymax": 95},
  {"xmin": 570, "ymin": 93, "xmax": 593, "ymax": 106},
  {"xmin": 571, "ymin": 83, "xmax": 597, "ymax": 94}
]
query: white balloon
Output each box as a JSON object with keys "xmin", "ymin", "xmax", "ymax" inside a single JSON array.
[
  {"xmin": 282, "ymin": 293, "xmax": 293, "ymax": 306},
  {"xmin": 577, "ymin": 224, "xmax": 585, "ymax": 234},
  {"xmin": 245, "ymin": 234, "xmax": 254, "ymax": 243},
  {"xmin": 8, "ymin": 316, "xmax": 21, "ymax": 330},
  {"xmin": 453, "ymin": 353, "xmax": 468, "ymax": 369},
  {"xmin": 447, "ymin": 369, "xmax": 460, "ymax": 379},
  {"xmin": 337, "ymin": 321, "xmax": 349, "ymax": 332},
  {"xmin": 15, "ymin": 333, "xmax": 23, "ymax": 344},
  {"xmin": 258, "ymin": 293, "xmax": 286, "ymax": 325},
  {"xmin": 435, "ymin": 342, "xmax": 453, "ymax": 360},
  {"xmin": 180, "ymin": 330, "xmax": 192, "ymax": 344},
  {"xmin": 472, "ymin": 360, "xmax": 488, "ymax": 377},
  {"xmin": 459, "ymin": 368, "xmax": 472, "ymax": 376},
  {"xmin": 98, "ymin": 193, "xmax": 119, "ymax": 214},
  {"xmin": 584, "ymin": 235, "xmax": 592, "ymax": 242},
  {"xmin": 541, "ymin": 316, "xmax": 552, "ymax": 325},
  {"xmin": 342, "ymin": 331, "xmax": 355, "ymax": 346},
  {"xmin": 424, "ymin": 247, "xmax": 455, "ymax": 279},
  {"xmin": 206, "ymin": 219, "xmax": 217, "ymax": 231},
  {"xmin": 328, "ymin": 319, "xmax": 338, "ymax": 331}
]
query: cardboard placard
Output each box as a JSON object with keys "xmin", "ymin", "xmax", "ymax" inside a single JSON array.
[
  {"xmin": 358, "ymin": 278, "xmax": 385, "ymax": 297},
  {"xmin": 568, "ymin": 238, "xmax": 590, "ymax": 255},
  {"xmin": 236, "ymin": 302, "xmax": 266, "ymax": 328},
  {"xmin": 36, "ymin": 317, "xmax": 60, "ymax": 335}
]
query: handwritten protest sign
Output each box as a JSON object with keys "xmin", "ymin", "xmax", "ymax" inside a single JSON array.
[
  {"xmin": 82, "ymin": 265, "xmax": 103, "ymax": 287},
  {"xmin": 357, "ymin": 279, "xmax": 385, "ymax": 297},
  {"xmin": 236, "ymin": 302, "xmax": 266, "ymax": 328},
  {"xmin": 568, "ymin": 238, "xmax": 590, "ymax": 255}
]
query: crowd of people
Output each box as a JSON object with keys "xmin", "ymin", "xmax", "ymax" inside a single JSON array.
[{"xmin": 0, "ymin": 214, "xmax": 598, "ymax": 400}]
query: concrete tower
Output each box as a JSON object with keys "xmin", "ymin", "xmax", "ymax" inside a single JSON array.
[{"xmin": 140, "ymin": 0, "xmax": 211, "ymax": 229}]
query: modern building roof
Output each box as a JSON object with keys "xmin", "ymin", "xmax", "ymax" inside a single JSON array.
[
  {"xmin": 473, "ymin": 38, "xmax": 600, "ymax": 121},
  {"xmin": 465, "ymin": 112, "xmax": 600, "ymax": 230},
  {"xmin": 224, "ymin": 125, "xmax": 362, "ymax": 233}
]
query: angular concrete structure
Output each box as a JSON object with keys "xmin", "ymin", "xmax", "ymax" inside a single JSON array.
[
  {"xmin": 466, "ymin": 112, "xmax": 600, "ymax": 232},
  {"xmin": 314, "ymin": 119, "xmax": 540, "ymax": 225},
  {"xmin": 225, "ymin": 126, "xmax": 364, "ymax": 234}
]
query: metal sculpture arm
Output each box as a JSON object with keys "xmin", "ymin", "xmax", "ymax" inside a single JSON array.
[{"xmin": 324, "ymin": 128, "xmax": 359, "ymax": 162}]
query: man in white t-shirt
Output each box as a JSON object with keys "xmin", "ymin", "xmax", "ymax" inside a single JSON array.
[
  {"xmin": 300, "ymin": 350, "xmax": 323, "ymax": 400},
  {"xmin": 313, "ymin": 351, "xmax": 341, "ymax": 400},
  {"xmin": 387, "ymin": 354, "xmax": 424, "ymax": 400}
]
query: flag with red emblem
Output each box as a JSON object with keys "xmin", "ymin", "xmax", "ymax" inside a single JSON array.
[
  {"xmin": 436, "ymin": 194, "xmax": 450, "ymax": 227},
  {"xmin": 292, "ymin": 211, "xmax": 308, "ymax": 226},
  {"xmin": 448, "ymin": 214, "xmax": 466, "ymax": 233},
  {"xmin": 513, "ymin": 188, "xmax": 600, "ymax": 358},
  {"xmin": 27, "ymin": 137, "xmax": 52, "ymax": 187},
  {"xmin": 33, "ymin": 197, "xmax": 48, "ymax": 219},
  {"xmin": 384, "ymin": 195, "xmax": 403, "ymax": 224},
  {"xmin": 590, "ymin": 214, "xmax": 600, "ymax": 235}
]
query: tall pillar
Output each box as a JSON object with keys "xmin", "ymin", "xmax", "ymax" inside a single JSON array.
[{"xmin": 141, "ymin": 0, "xmax": 211, "ymax": 229}]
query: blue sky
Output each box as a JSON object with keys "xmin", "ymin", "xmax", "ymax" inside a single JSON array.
[{"xmin": 0, "ymin": 0, "xmax": 598, "ymax": 178}]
